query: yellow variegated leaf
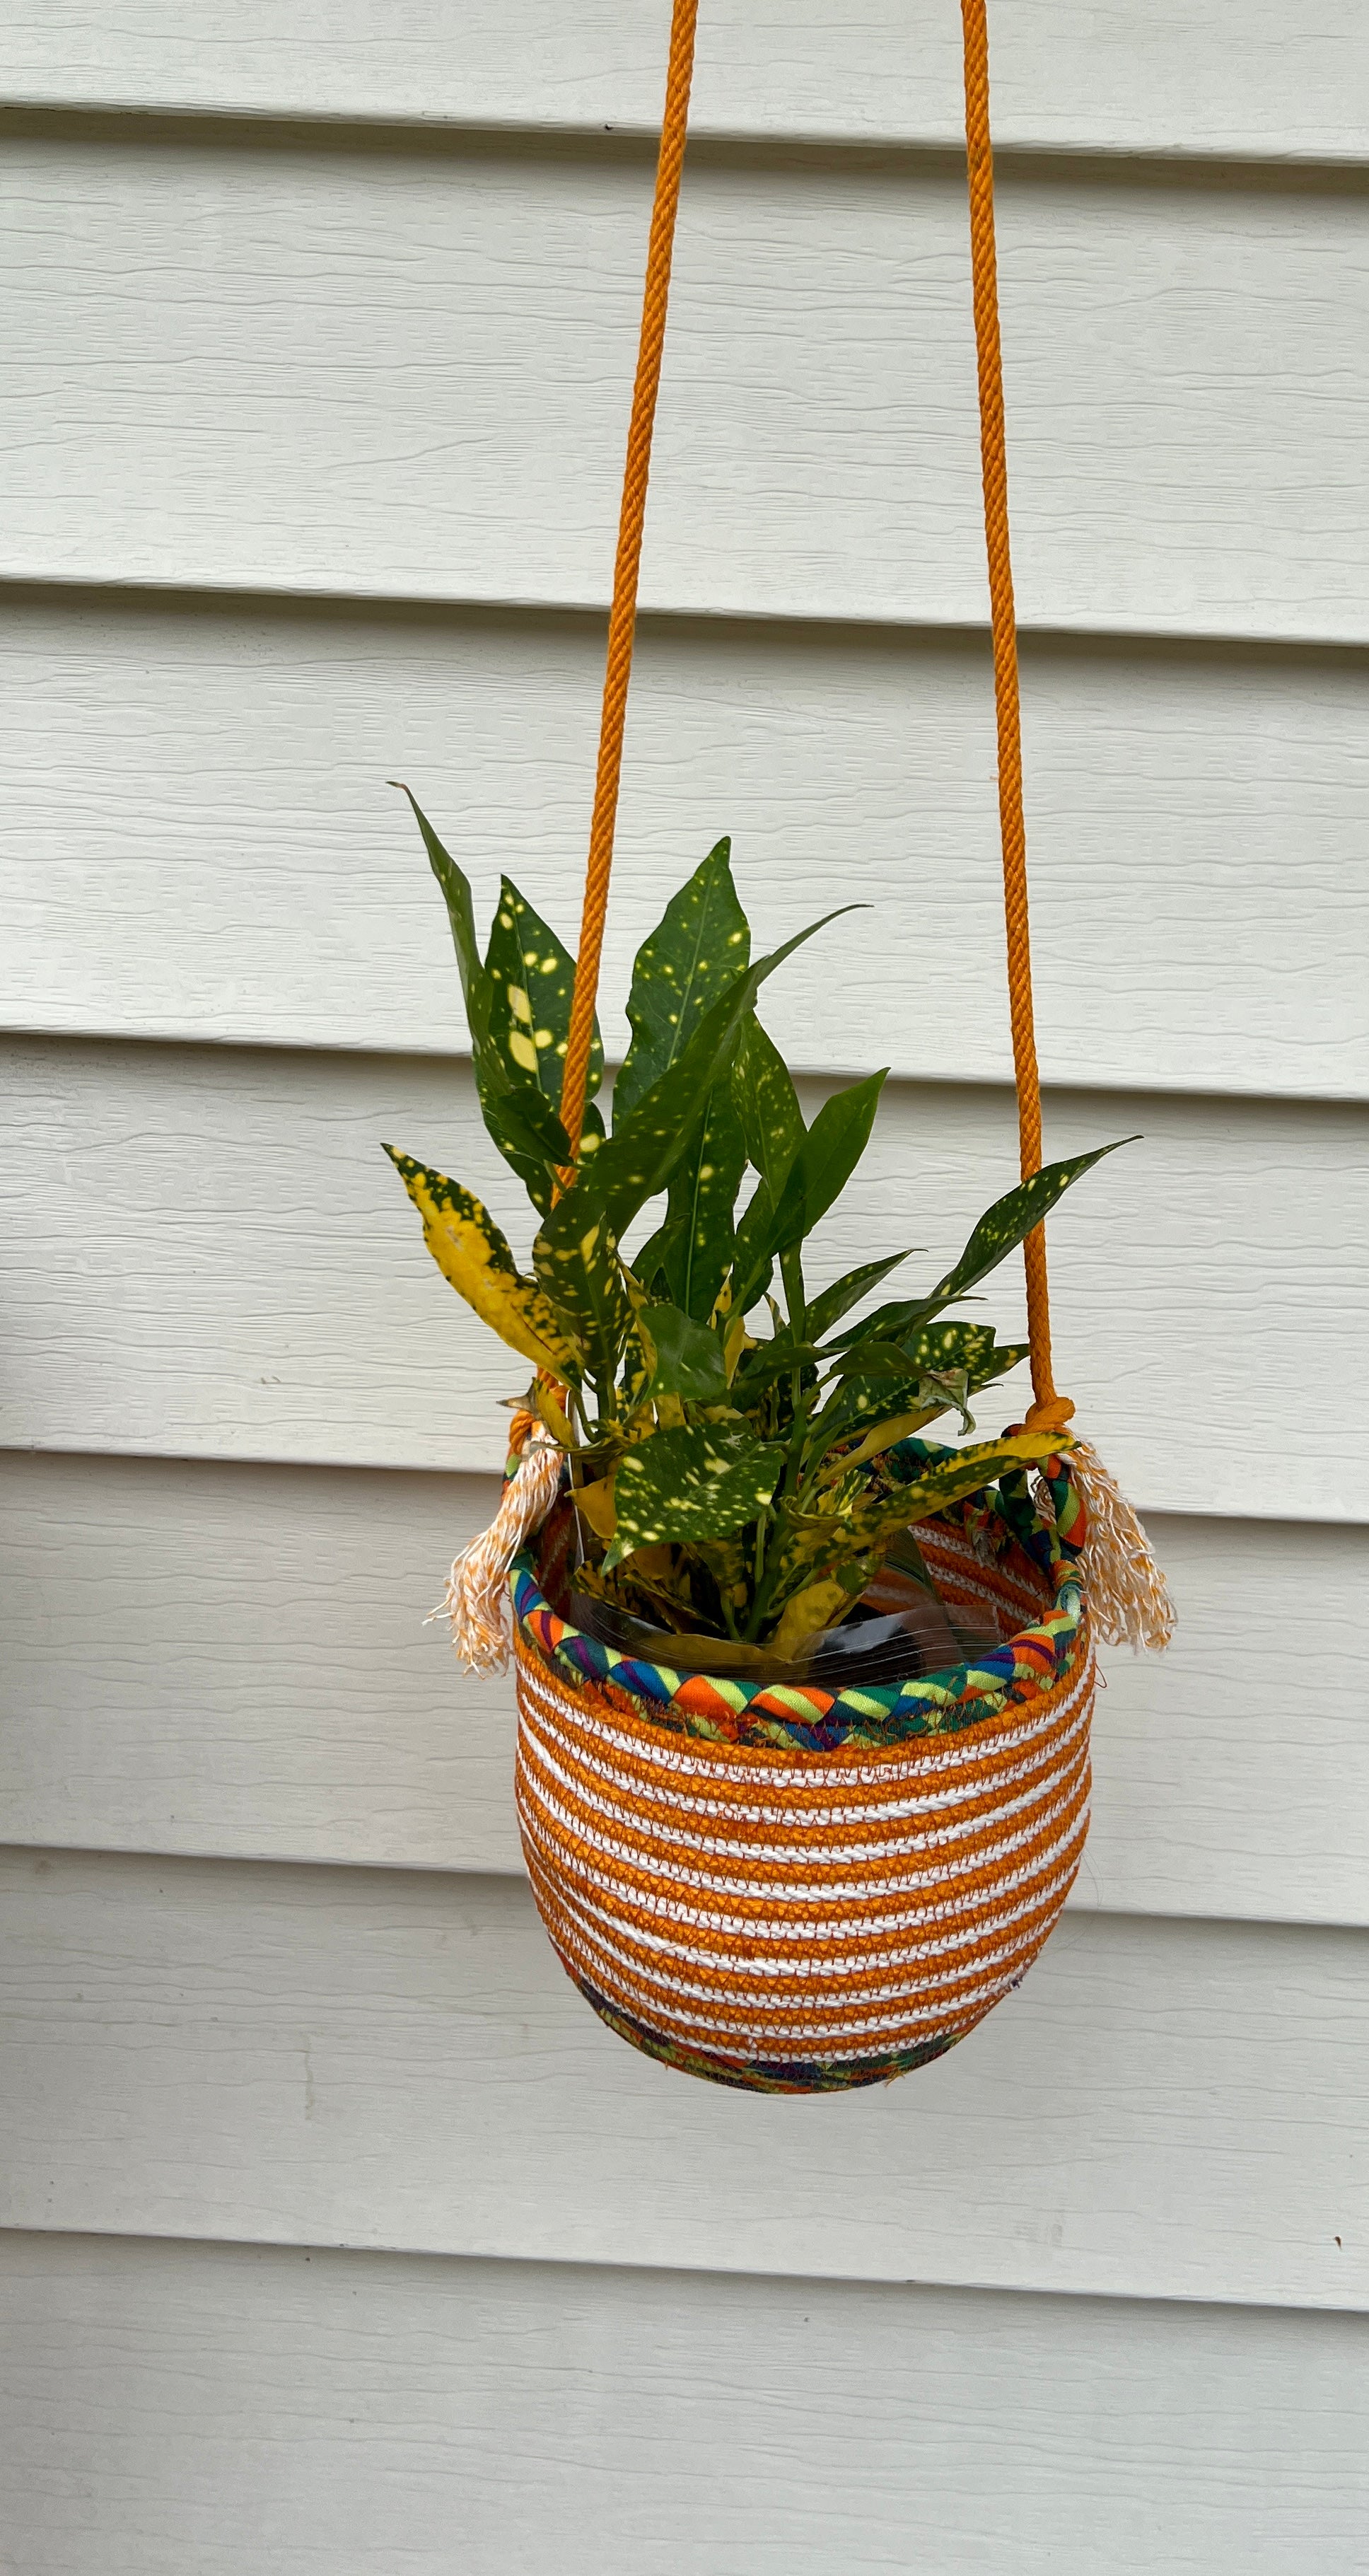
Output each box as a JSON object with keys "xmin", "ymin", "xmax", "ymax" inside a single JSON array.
[
  {"xmin": 723, "ymin": 1310, "xmax": 754, "ymax": 1382},
  {"xmin": 571, "ymin": 1473, "xmax": 616, "ymax": 1543},
  {"xmin": 383, "ymin": 1147, "xmax": 581, "ymax": 1380},
  {"xmin": 815, "ymin": 1405, "xmax": 942, "ymax": 1483},
  {"xmin": 534, "ymin": 1379, "xmax": 577, "ymax": 1449},
  {"xmin": 769, "ymin": 1579, "xmax": 849, "ymax": 1661}
]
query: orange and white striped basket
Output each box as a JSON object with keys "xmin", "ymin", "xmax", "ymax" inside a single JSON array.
[{"xmin": 511, "ymin": 1456, "xmax": 1093, "ymax": 2092}]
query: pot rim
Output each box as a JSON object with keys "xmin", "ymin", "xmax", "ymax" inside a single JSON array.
[{"xmin": 512, "ymin": 1440, "xmax": 1088, "ymax": 1753}]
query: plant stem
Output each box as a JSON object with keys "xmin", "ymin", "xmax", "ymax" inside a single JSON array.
[
  {"xmin": 752, "ymin": 1504, "xmax": 769, "ymax": 1599},
  {"xmin": 779, "ymin": 1245, "xmax": 807, "ymax": 1342}
]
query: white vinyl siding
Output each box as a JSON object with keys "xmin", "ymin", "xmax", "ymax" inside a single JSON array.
[
  {"xmin": 5, "ymin": 2235, "xmax": 1366, "ymax": 2576},
  {"xmin": 2, "ymin": 598, "xmax": 1366, "ymax": 1100},
  {"xmin": 1, "ymin": 8, "xmax": 1365, "ymax": 2565}
]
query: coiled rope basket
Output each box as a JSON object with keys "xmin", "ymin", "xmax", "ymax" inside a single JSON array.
[{"xmin": 511, "ymin": 1455, "xmax": 1093, "ymax": 2092}]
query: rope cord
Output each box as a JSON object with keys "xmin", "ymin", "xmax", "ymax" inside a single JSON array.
[
  {"xmin": 557, "ymin": 0, "xmax": 1068, "ymax": 1432},
  {"xmin": 961, "ymin": 0, "xmax": 1067, "ymax": 1428},
  {"xmin": 558, "ymin": 0, "xmax": 699, "ymax": 1157}
]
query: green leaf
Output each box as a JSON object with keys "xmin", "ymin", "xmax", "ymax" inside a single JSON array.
[
  {"xmin": 764, "ymin": 1069, "xmax": 887, "ymax": 1258},
  {"xmin": 581, "ymin": 905, "xmax": 858, "ymax": 1245},
  {"xmin": 396, "ymin": 791, "xmax": 583, "ymax": 1214},
  {"xmin": 636, "ymin": 1303, "xmax": 729, "ymax": 1402},
  {"xmin": 729, "ymin": 1325, "xmax": 820, "ymax": 1398},
  {"xmin": 733, "ymin": 1014, "xmax": 805, "ymax": 1197},
  {"xmin": 848, "ymin": 1430, "xmax": 1068, "ymax": 1549},
  {"xmin": 807, "ymin": 1248, "xmax": 916, "ymax": 1345},
  {"xmin": 966, "ymin": 1338, "xmax": 1030, "ymax": 1394},
  {"xmin": 383, "ymin": 1147, "xmax": 582, "ymax": 1381},
  {"xmin": 476, "ymin": 1077, "xmax": 561, "ymax": 1195},
  {"xmin": 816, "ymin": 1322, "xmax": 1023, "ymax": 1451},
  {"xmin": 615, "ymin": 837, "xmax": 750, "ymax": 1120},
  {"xmin": 931, "ymin": 1142, "xmax": 1131, "ymax": 1309},
  {"xmin": 729, "ymin": 1178, "xmax": 779, "ymax": 1316},
  {"xmin": 484, "ymin": 874, "xmax": 603, "ymax": 1115},
  {"xmin": 604, "ymin": 1425, "xmax": 784, "ymax": 1572},
  {"xmin": 395, "ymin": 785, "xmax": 493, "ymax": 1055},
  {"xmin": 630, "ymin": 1212, "xmax": 688, "ymax": 1301},
  {"xmin": 531, "ymin": 1202, "xmax": 629, "ymax": 1394},
  {"xmin": 477, "ymin": 1081, "xmax": 570, "ymax": 1218},
  {"xmin": 817, "ymin": 1391, "xmax": 969, "ymax": 1481},
  {"xmin": 829, "ymin": 1142, "xmax": 1133, "ymax": 1350},
  {"xmin": 659, "ymin": 1080, "xmax": 749, "ymax": 1320},
  {"xmin": 727, "ymin": 1070, "xmax": 887, "ymax": 1313},
  {"xmin": 829, "ymin": 1318, "xmax": 1004, "ymax": 1386}
]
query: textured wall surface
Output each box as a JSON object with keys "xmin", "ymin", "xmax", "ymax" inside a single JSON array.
[{"xmin": 2, "ymin": 7, "xmax": 1367, "ymax": 2567}]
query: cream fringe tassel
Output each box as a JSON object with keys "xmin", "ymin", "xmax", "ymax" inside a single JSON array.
[
  {"xmin": 432, "ymin": 1412, "xmax": 564, "ymax": 1675},
  {"xmin": 1068, "ymin": 1436, "xmax": 1176, "ymax": 1654}
]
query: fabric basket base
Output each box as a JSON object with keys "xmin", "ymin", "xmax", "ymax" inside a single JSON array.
[{"xmin": 572, "ymin": 1971, "xmax": 970, "ymax": 2094}]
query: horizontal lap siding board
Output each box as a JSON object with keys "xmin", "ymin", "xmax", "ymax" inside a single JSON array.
[
  {"xmin": 2, "ymin": 593, "xmax": 1366, "ymax": 1101},
  {"xmin": 3, "ymin": 2239, "xmax": 1368, "ymax": 2576},
  {"xmin": 2, "ymin": 28, "xmax": 1365, "ymax": 2565},
  {"xmin": 0, "ymin": 1456, "xmax": 525, "ymax": 1881},
  {"xmin": 6, "ymin": 1, "xmax": 1368, "ymax": 161},
  {"xmin": 4, "ymin": 1034, "xmax": 1365, "ymax": 1519},
  {"xmin": 4, "ymin": 1449, "xmax": 1368, "ymax": 1930},
  {"xmin": 4, "ymin": 137, "xmax": 1369, "ymax": 643},
  {"xmin": 1, "ymin": 1847, "xmax": 1365, "ymax": 2309}
]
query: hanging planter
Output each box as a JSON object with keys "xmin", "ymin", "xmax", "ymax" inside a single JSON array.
[
  {"xmin": 511, "ymin": 1458, "xmax": 1095, "ymax": 2092},
  {"xmin": 383, "ymin": 0, "xmax": 1173, "ymax": 2091}
]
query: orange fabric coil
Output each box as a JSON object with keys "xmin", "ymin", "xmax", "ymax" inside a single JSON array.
[{"xmin": 515, "ymin": 1517, "xmax": 1093, "ymax": 2089}]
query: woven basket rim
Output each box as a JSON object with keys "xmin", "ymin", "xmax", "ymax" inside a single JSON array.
[{"xmin": 512, "ymin": 1447, "xmax": 1088, "ymax": 1753}]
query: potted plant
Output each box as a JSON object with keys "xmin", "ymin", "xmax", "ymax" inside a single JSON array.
[
  {"xmin": 385, "ymin": 808, "xmax": 1117, "ymax": 1661},
  {"xmin": 377, "ymin": 802, "xmax": 1130, "ymax": 2091}
]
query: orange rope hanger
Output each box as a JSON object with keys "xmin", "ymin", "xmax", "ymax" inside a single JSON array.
[
  {"xmin": 530, "ymin": 0, "xmax": 1173, "ymax": 1659},
  {"xmin": 557, "ymin": 0, "xmax": 701, "ymax": 1161},
  {"xmin": 557, "ymin": 0, "xmax": 1063, "ymax": 1422}
]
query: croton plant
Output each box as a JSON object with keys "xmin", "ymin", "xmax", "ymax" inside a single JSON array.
[{"xmin": 385, "ymin": 797, "xmax": 1120, "ymax": 1664}]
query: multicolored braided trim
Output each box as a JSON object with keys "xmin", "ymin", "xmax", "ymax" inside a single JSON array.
[{"xmin": 511, "ymin": 1441, "xmax": 1086, "ymax": 1753}]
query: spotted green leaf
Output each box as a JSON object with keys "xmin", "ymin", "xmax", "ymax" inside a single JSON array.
[
  {"xmin": 931, "ymin": 1144, "xmax": 1131, "ymax": 1310},
  {"xmin": 729, "ymin": 1178, "xmax": 779, "ymax": 1316},
  {"xmin": 396, "ymin": 789, "xmax": 581, "ymax": 1213},
  {"xmin": 615, "ymin": 838, "xmax": 750, "ymax": 1120},
  {"xmin": 816, "ymin": 1323, "xmax": 1026, "ymax": 1452},
  {"xmin": 579, "ymin": 906, "xmax": 856, "ymax": 1245},
  {"xmin": 829, "ymin": 1142, "xmax": 1131, "ymax": 1351},
  {"xmin": 383, "ymin": 1147, "xmax": 581, "ymax": 1381},
  {"xmin": 829, "ymin": 1319, "xmax": 1007, "ymax": 1386},
  {"xmin": 733, "ymin": 1013, "xmax": 805, "ymax": 1198},
  {"xmin": 603, "ymin": 1425, "xmax": 785, "ymax": 1572},
  {"xmin": 395, "ymin": 785, "xmax": 494, "ymax": 1057},
  {"xmin": 659, "ymin": 1080, "xmax": 749, "ymax": 1320},
  {"xmin": 485, "ymin": 874, "xmax": 603, "ymax": 1116},
  {"xmin": 531, "ymin": 1201, "xmax": 629, "ymax": 1395},
  {"xmin": 807, "ymin": 1248, "xmax": 917, "ymax": 1345},
  {"xmin": 847, "ymin": 1429, "xmax": 1068, "ymax": 1551},
  {"xmin": 477, "ymin": 1083, "xmax": 571, "ymax": 1219},
  {"xmin": 630, "ymin": 1211, "xmax": 688, "ymax": 1302},
  {"xmin": 762, "ymin": 1068, "xmax": 887, "ymax": 1260},
  {"xmin": 636, "ymin": 1302, "xmax": 729, "ymax": 1403}
]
